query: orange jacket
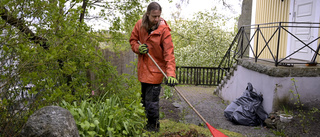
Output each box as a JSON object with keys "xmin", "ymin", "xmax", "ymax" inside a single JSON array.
[{"xmin": 129, "ymin": 19, "xmax": 176, "ymax": 84}]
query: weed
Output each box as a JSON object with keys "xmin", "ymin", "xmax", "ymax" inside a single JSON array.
[
  {"xmin": 281, "ymin": 105, "xmax": 293, "ymax": 116},
  {"xmin": 163, "ymin": 85, "xmax": 173, "ymax": 99},
  {"xmin": 289, "ymin": 78, "xmax": 302, "ymax": 109},
  {"xmin": 254, "ymin": 127, "xmax": 261, "ymax": 130},
  {"xmin": 289, "ymin": 78, "xmax": 320, "ymax": 133},
  {"xmin": 169, "ymin": 110, "xmax": 174, "ymax": 113},
  {"xmin": 179, "ymin": 108, "xmax": 187, "ymax": 122},
  {"xmin": 271, "ymin": 129, "xmax": 286, "ymax": 137},
  {"xmin": 160, "ymin": 111, "xmax": 165, "ymax": 119}
]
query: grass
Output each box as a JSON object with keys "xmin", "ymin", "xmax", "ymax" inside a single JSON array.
[
  {"xmin": 155, "ymin": 85, "xmax": 243, "ymax": 136},
  {"xmin": 272, "ymin": 129, "xmax": 286, "ymax": 137},
  {"xmin": 145, "ymin": 119, "xmax": 244, "ymax": 137}
]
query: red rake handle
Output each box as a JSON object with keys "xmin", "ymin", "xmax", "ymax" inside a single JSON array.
[{"xmin": 137, "ymin": 41, "xmax": 227, "ymax": 137}]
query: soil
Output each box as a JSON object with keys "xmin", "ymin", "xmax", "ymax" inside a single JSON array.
[{"xmin": 159, "ymin": 85, "xmax": 320, "ymax": 137}]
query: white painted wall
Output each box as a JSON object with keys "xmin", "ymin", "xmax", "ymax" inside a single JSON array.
[{"xmin": 220, "ymin": 65, "xmax": 320, "ymax": 114}]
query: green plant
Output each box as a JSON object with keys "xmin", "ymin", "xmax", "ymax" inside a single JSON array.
[
  {"xmin": 289, "ymin": 78, "xmax": 308, "ymax": 132},
  {"xmin": 171, "ymin": 8, "xmax": 237, "ymax": 67},
  {"xmin": 151, "ymin": 119, "xmax": 243, "ymax": 137},
  {"xmin": 271, "ymin": 129, "xmax": 286, "ymax": 137},
  {"xmin": 289, "ymin": 78, "xmax": 303, "ymax": 109},
  {"xmin": 160, "ymin": 111, "xmax": 165, "ymax": 119},
  {"xmin": 289, "ymin": 78, "xmax": 320, "ymax": 133},
  {"xmin": 163, "ymin": 85, "xmax": 174, "ymax": 99},
  {"xmin": 59, "ymin": 91, "xmax": 146, "ymax": 137},
  {"xmin": 0, "ymin": 0, "xmax": 147, "ymax": 135},
  {"xmin": 179, "ymin": 107, "xmax": 188, "ymax": 123},
  {"xmin": 281, "ymin": 105, "xmax": 293, "ymax": 116}
]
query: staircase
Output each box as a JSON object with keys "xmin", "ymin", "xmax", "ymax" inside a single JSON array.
[{"xmin": 213, "ymin": 63, "xmax": 237, "ymax": 95}]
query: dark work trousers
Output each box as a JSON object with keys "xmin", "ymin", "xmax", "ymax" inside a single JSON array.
[{"xmin": 141, "ymin": 82, "xmax": 161, "ymax": 130}]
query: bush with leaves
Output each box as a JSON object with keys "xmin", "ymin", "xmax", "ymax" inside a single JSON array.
[
  {"xmin": 0, "ymin": 0, "xmax": 148, "ymax": 136},
  {"xmin": 170, "ymin": 8, "xmax": 237, "ymax": 67}
]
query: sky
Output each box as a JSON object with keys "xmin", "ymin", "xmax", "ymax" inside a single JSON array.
[
  {"xmin": 157, "ymin": 0, "xmax": 242, "ymax": 31},
  {"xmin": 87, "ymin": 0, "xmax": 243, "ymax": 31},
  {"xmin": 157, "ymin": 0, "xmax": 242, "ymax": 21}
]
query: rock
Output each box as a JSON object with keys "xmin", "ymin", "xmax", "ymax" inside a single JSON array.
[
  {"xmin": 172, "ymin": 102, "xmax": 182, "ymax": 108},
  {"xmin": 269, "ymin": 112, "xmax": 277, "ymax": 120},
  {"xmin": 276, "ymin": 120, "xmax": 288, "ymax": 130},
  {"xmin": 264, "ymin": 118, "xmax": 276, "ymax": 129},
  {"xmin": 20, "ymin": 106, "xmax": 79, "ymax": 137}
]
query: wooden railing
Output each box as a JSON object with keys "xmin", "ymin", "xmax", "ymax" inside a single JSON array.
[{"xmin": 174, "ymin": 66, "xmax": 229, "ymax": 86}]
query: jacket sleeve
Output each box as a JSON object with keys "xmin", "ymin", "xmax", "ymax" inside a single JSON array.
[
  {"xmin": 162, "ymin": 29, "xmax": 176, "ymax": 78},
  {"xmin": 129, "ymin": 20, "xmax": 141, "ymax": 54}
]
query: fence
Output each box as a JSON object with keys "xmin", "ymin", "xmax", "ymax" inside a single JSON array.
[
  {"xmin": 175, "ymin": 66, "xmax": 229, "ymax": 86},
  {"xmin": 101, "ymin": 48, "xmax": 137, "ymax": 75},
  {"xmin": 98, "ymin": 48, "xmax": 230, "ymax": 86},
  {"xmin": 220, "ymin": 22, "xmax": 320, "ymax": 68}
]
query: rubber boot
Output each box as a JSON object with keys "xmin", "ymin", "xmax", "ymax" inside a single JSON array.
[{"xmin": 146, "ymin": 120, "xmax": 160, "ymax": 132}]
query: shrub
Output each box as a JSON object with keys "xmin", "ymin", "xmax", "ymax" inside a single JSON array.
[{"xmin": 59, "ymin": 91, "xmax": 146, "ymax": 137}]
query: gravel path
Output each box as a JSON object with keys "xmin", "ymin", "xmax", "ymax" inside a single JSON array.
[{"xmin": 169, "ymin": 85, "xmax": 275, "ymax": 137}]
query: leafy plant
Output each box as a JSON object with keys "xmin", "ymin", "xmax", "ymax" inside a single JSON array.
[
  {"xmin": 289, "ymin": 78, "xmax": 320, "ymax": 133},
  {"xmin": 272, "ymin": 129, "xmax": 286, "ymax": 137},
  {"xmin": 163, "ymin": 85, "xmax": 174, "ymax": 99},
  {"xmin": 0, "ymin": 0, "xmax": 148, "ymax": 135},
  {"xmin": 281, "ymin": 105, "xmax": 293, "ymax": 116},
  {"xmin": 59, "ymin": 91, "xmax": 146, "ymax": 137},
  {"xmin": 289, "ymin": 78, "xmax": 302, "ymax": 108}
]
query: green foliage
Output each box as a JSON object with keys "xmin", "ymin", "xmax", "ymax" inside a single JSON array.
[
  {"xmin": 162, "ymin": 85, "xmax": 173, "ymax": 99},
  {"xmin": 282, "ymin": 105, "xmax": 293, "ymax": 116},
  {"xmin": 289, "ymin": 78, "xmax": 303, "ymax": 108},
  {"xmin": 170, "ymin": 8, "xmax": 237, "ymax": 67},
  {"xmin": 289, "ymin": 78, "xmax": 320, "ymax": 133},
  {"xmin": 0, "ymin": 0, "xmax": 148, "ymax": 136},
  {"xmin": 59, "ymin": 91, "xmax": 146, "ymax": 137},
  {"xmin": 272, "ymin": 129, "xmax": 286, "ymax": 137},
  {"xmin": 103, "ymin": 0, "xmax": 148, "ymax": 52},
  {"xmin": 1, "ymin": 0, "xmax": 238, "ymax": 136},
  {"xmin": 154, "ymin": 119, "xmax": 243, "ymax": 137}
]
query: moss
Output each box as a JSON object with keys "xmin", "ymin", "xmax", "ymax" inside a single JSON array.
[{"xmin": 145, "ymin": 119, "xmax": 243, "ymax": 137}]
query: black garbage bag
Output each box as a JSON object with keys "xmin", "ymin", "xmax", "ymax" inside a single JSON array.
[{"xmin": 224, "ymin": 83, "xmax": 268, "ymax": 126}]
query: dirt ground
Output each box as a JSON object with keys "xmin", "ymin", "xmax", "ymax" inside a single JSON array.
[{"xmin": 159, "ymin": 85, "xmax": 320, "ymax": 137}]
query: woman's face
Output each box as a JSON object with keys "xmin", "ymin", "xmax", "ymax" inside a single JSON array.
[{"xmin": 147, "ymin": 10, "xmax": 161, "ymax": 26}]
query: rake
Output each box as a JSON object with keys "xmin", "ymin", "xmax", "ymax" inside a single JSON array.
[{"xmin": 138, "ymin": 41, "xmax": 227, "ymax": 137}]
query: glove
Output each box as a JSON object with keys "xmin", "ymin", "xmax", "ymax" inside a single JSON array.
[
  {"xmin": 138, "ymin": 44, "xmax": 149, "ymax": 54},
  {"xmin": 166, "ymin": 76, "xmax": 178, "ymax": 87}
]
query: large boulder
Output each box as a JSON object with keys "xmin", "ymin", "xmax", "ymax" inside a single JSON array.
[{"xmin": 20, "ymin": 106, "xmax": 79, "ymax": 137}]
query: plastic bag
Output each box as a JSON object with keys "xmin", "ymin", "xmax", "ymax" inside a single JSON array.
[{"xmin": 224, "ymin": 83, "xmax": 268, "ymax": 126}]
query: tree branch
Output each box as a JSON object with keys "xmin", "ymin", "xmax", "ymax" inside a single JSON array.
[
  {"xmin": 79, "ymin": 0, "xmax": 88, "ymax": 23},
  {"xmin": 0, "ymin": 6, "xmax": 49, "ymax": 49},
  {"xmin": 171, "ymin": 30, "xmax": 192, "ymax": 43}
]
